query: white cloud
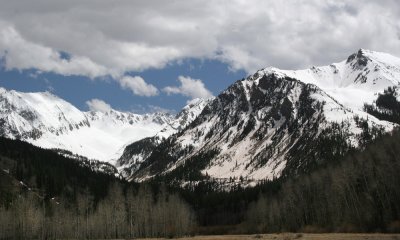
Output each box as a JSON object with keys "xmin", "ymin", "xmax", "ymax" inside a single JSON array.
[
  {"xmin": 119, "ymin": 76, "xmax": 159, "ymax": 97},
  {"xmin": 0, "ymin": 22, "xmax": 108, "ymax": 78},
  {"xmin": 86, "ymin": 98, "xmax": 112, "ymax": 112},
  {"xmin": 163, "ymin": 76, "xmax": 213, "ymax": 100},
  {"xmin": 0, "ymin": 0, "xmax": 399, "ymax": 76}
]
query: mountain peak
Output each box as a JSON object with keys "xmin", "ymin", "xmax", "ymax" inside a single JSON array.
[
  {"xmin": 346, "ymin": 48, "xmax": 369, "ymax": 66},
  {"xmin": 254, "ymin": 49, "xmax": 400, "ymax": 111},
  {"xmin": 346, "ymin": 48, "xmax": 400, "ymax": 66}
]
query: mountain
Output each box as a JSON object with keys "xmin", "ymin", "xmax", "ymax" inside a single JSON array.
[
  {"xmin": 127, "ymin": 49, "xmax": 400, "ymax": 183},
  {"xmin": 0, "ymin": 88, "xmax": 175, "ymax": 163},
  {"xmin": 1, "ymin": 49, "xmax": 400, "ymax": 184}
]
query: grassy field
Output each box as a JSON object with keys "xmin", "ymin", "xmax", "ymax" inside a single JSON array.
[{"xmin": 137, "ymin": 233, "xmax": 400, "ymax": 240}]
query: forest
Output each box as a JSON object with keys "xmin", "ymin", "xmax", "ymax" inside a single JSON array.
[
  {"xmin": 0, "ymin": 138, "xmax": 195, "ymax": 239},
  {"xmin": 245, "ymin": 130, "xmax": 400, "ymax": 233},
  {"xmin": 1, "ymin": 128, "xmax": 400, "ymax": 238}
]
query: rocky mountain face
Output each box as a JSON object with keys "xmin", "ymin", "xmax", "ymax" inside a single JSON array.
[{"xmin": 124, "ymin": 49, "xmax": 400, "ymax": 183}]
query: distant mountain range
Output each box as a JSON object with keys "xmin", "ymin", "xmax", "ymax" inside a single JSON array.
[
  {"xmin": 1, "ymin": 49, "xmax": 400, "ymax": 184},
  {"xmin": 0, "ymin": 87, "xmax": 208, "ymax": 163}
]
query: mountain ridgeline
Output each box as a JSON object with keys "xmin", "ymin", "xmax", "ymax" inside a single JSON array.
[{"xmin": 126, "ymin": 50, "xmax": 396, "ymax": 183}]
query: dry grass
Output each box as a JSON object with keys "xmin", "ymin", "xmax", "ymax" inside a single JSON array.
[{"xmin": 136, "ymin": 233, "xmax": 400, "ymax": 240}]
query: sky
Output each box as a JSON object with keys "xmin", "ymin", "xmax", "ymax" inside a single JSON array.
[{"xmin": 0, "ymin": 0, "xmax": 399, "ymax": 113}]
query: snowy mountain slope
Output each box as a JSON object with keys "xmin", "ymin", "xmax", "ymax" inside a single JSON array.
[
  {"xmin": 128, "ymin": 49, "xmax": 400, "ymax": 183},
  {"xmin": 263, "ymin": 49, "xmax": 400, "ymax": 110},
  {"xmin": 0, "ymin": 88, "xmax": 174, "ymax": 163},
  {"xmin": 0, "ymin": 88, "xmax": 89, "ymax": 138},
  {"xmin": 116, "ymin": 98, "xmax": 211, "ymax": 179}
]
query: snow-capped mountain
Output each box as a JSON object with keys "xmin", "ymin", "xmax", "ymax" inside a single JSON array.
[
  {"xmin": 264, "ymin": 49, "xmax": 400, "ymax": 110},
  {"xmin": 0, "ymin": 88, "xmax": 175, "ymax": 163},
  {"xmin": 127, "ymin": 49, "xmax": 400, "ymax": 183}
]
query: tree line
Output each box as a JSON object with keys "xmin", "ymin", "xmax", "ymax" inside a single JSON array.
[
  {"xmin": 0, "ymin": 180, "xmax": 195, "ymax": 239},
  {"xmin": 364, "ymin": 86, "xmax": 400, "ymax": 124}
]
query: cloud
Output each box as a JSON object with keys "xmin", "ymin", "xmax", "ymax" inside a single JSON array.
[
  {"xmin": 86, "ymin": 98, "xmax": 112, "ymax": 112},
  {"xmin": 0, "ymin": 22, "xmax": 108, "ymax": 78},
  {"xmin": 163, "ymin": 76, "xmax": 213, "ymax": 100},
  {"xmin": 119, "ymin": 76, "xmax": 158, "ymax": 97},
  {"xmin": 0, "ymin": 0, "xmax": 399, "ymax": 76}
]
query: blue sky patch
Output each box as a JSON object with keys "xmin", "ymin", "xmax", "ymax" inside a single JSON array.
[{"xmin": 0, "ymin": 58, "xmax": 246, "ymax": 113}]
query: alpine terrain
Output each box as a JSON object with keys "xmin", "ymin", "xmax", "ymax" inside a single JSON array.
[
  {"xmin": 121, "ymin": 49, "xmax": 400, "ymax": 183},
  {"xmin": 1, "ymin": 49, "xmax": 400, "ymax": 185},
  {"xmin": 0, "ymin": 88, "xmax": 172, "ymax": 162}
]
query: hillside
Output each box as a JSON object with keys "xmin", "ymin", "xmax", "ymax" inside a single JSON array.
[{"xmin": 128, "ymin": 50, "xmax": 399, "ymax": 183}]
